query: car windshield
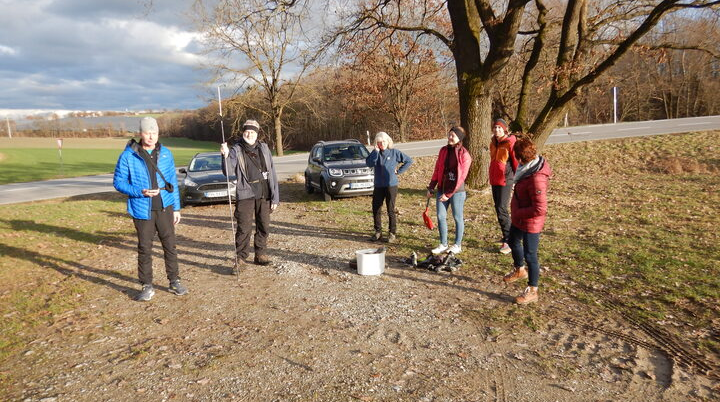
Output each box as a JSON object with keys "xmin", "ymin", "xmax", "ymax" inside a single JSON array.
[
  {"xmin": 189, "ymin": 155, "xmax": 223, "ymax": 172},
  {"xmin": 323, "ymin": 144, "xmax": 369, "ymax": 162}
]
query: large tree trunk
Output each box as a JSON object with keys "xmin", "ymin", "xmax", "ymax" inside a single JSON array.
[{"xmin": 458, "ymin": 77, "xmax": 493, "ymax": 188}]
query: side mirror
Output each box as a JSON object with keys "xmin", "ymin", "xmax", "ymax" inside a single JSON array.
[
  {"xmin": 178, "ymin": 168, "xmax": 187, "ymax": 174},
  {"xmin": 312, "ymin": 157, "xmax": 321, "ymax": 163}
]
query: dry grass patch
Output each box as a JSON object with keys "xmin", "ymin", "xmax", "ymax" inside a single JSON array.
[{"xmin": 649, "ymin": 156, "xmax": 716, "ymax": 174}]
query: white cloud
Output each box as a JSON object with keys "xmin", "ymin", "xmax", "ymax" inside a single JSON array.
[
  {"xmin": 0, "ymin": 45, "xmax": 17, "ymax": 56},
  {"xmin": 0, "ymin": 0, "xmax": 211, "ymax": 111}
]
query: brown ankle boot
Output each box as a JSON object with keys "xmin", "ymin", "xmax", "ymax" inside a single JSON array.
[
  {"xmin": 515, "ymin": 286, "xmax": 538, "ymax": 304},
  {"xmin": 254, "ymin": 254, "xmax": 271, "ymax": 266},
  {"xmin": 503, "ymin": 266, "xmax": 528, "ymax": 283}
]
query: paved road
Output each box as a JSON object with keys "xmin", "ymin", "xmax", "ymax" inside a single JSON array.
[{"xmin": 1, "ymin": 115, "xmax": 718, "ymax": 205}]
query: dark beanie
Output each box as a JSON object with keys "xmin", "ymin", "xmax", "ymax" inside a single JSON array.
[
  {"xmin": 242, "ymin": 119, "xmax": 260, "ymax": 133},
  {"xmin": 450, "ymin": 126, "xmax": 465, "ymax": 142},
  {"xmin": 493, "ymin": 118, "xmax": 508, "ymax": 132}
]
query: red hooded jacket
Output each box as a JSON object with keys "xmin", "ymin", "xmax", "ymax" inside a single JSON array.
[
  {"xmin": 511, "ymin": 157, "xmax": 552, "ymax": 233},
  {"xmin": 489, "ymin": 135, "xmax": 518, "ymax": 186},
  {"xmin": 428, "ymin": 145, "xmax": 472, "ymax": 198}
]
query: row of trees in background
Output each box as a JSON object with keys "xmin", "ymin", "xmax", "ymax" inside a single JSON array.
[{"xmin": 185, "ymin": 0, "xmax": 719, "ymax": 186}]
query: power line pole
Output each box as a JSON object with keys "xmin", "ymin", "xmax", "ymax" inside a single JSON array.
[{"xmin": 5, "ymin": 117, "xmax": 11, "ymax": 138}]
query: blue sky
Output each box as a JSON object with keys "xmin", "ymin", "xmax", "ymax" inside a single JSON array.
[{"xmin": 0, "ymin": 0, "xmax": 210, "ymax": 112}]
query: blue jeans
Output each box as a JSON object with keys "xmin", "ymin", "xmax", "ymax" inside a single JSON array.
[
  {"xmin": 509, "ymin": 225, "xmax": 541, "ymax": 286},
  {"xmin": 436, "ymin": 191, "xmax": 466, "ymax": 246}
]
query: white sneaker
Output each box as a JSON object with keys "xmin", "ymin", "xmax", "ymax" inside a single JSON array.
[
  {"xmin": 432, "ymin": 244, "xmax": 448, "ymax": 254},
  {"xmin": 448, "ymin": 244, "xmax": 462, "ymax": 254}
]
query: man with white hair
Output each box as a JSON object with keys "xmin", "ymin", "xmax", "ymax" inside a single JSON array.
[
  {"xmin": 113, "ymin": 117, "xmax": 187, "ymax": 301},
  {"xmin": 221, "ymin": 119, "xmax": 279, "ymax": 270},
  {"xmin": 365, "ymin": 131, "xmax": 413, "ymax": 243}
]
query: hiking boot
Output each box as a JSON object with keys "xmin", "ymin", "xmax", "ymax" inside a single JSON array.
[
  {"xmin": 448, "ymin": 244, "xmax": 462, "ymax": 254},
  {"xmin": 503, "ymin": 266, "xmax": 528, "ymax": 284},
  {"xmin": 432, "ymin": 244, "xmax": 448, "ymax": 254},
  {"xmin": 135, "ymin": 284, "xmax": 155, "ymax": 302},
  {"xmin": 387, "ymin": 233, "xmax": 396, "ymax": 243},
  {"xmin": 370, "ymin": 231, "xmax": 382, "ymax": 242},
  {"xmin": 499, "ymin": 243, "xmax": 512, "ymax": 254},
  {"xmin": 515, "ymin": 286, "xmax": 538, "ymax": 304},
  {"xmin": 254, "ymin": 254, "xmax": 272, "ymax": 266},
  {"xmin": 169, "ymin": 280, "xmax": 188, "ymax": 296}
]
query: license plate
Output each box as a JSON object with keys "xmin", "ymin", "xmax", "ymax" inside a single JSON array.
[
  {"xmin": 204, "ymin": 190, "xmax": 228, "ymax": 198},
  {"xmin": 350, "ymin": 182, "xmax": 372, "ymax": 189}
]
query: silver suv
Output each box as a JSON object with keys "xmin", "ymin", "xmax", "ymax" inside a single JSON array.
[{"xmin": 304, "ymin": 140, "xmax": 374, "ymax": 201}]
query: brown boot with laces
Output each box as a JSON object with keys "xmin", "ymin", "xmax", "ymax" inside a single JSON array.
[
  {"xmin": 515, "ymin": 286, "xmax": 538, "ymax": 304},
  {"xmin": 503, "ymin": 266, "xmax": 528, "ymax": 284}
]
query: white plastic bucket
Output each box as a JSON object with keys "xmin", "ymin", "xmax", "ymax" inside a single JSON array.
[{"xmin": 356, "ymin": 248, "xmax": 385, "ymax": 276}]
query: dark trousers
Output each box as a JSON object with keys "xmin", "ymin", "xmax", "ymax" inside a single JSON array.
[
  {"xmin": 492, "ymin": 184, "xmax": 513, "ymax": 243},
  {"xmin": 509, "ymin": 225, "xmax": 541, "ymax": 287},
  {"xmin": 372, "ymin": 186, "xmax": 398, "ymax": 234},
  {"xmin": 235, "ymin": 198, "xmax": 271, "ymax": 260},
  {"xmin": 133, "ymin": 206, "xmax": 179, "ymax": 285}
]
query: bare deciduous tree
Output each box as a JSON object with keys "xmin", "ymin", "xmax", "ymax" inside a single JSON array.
[
  {"xmin": 192, "ymin": 0, "xmax": 326, "ymax": 155},
  {"xmin": 336, "ymin": 30, "xmax": 451, "ymax": 142}
]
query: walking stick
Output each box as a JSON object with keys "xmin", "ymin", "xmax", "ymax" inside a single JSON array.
[{"xmin": 218, "ymin": 86, "xmax": 240, "ymax": 280}]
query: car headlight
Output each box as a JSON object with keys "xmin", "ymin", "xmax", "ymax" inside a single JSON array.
[
  {"xmin": 184, "ymin": 177, "xmax": 197, "ymax": 187},
  {"xmin": 328, "ymin": 168, "xmax": 343, "ymax": 177}
]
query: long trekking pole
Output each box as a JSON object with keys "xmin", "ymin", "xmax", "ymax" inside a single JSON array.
[{"xmin": 218, "ymin": 86, "xmax": 240, "ymax": 280}]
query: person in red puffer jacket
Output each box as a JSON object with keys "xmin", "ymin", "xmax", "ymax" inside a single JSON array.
[
  {"xmin": 489, "ymin": 118, "xmax": 518, "ymax": 254},
  {"xmin": 501, "ymin": 137, "xmax": 552, "ymax": 304}
]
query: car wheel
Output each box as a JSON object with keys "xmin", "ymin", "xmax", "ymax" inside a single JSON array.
[
  {"xmin": 321, "ymin": 180, "xmax": 332, "ymax": 201},
  {"xmin": 305, "ymin": 174, "xmax": 314, "ymax": 194}
]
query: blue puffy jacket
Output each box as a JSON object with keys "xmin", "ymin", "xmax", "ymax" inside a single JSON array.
[
  {"xmin": 113, "ymin": 140, "xmax": 181, "ymax": 220},
  {"xmin": 365, "ymin": 148, "xmax": 413, "ymax": 187}
]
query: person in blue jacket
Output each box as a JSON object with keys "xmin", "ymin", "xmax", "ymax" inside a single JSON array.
[
  {"xmin": 113, "ymin": 117, "xmax": 187, "ymax": 302},
  {"xmin": 365, "ymin": 131, "xmax": 413, "ymax": 243}
]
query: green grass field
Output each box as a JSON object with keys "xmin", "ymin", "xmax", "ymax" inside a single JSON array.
[{"xmin": 0, "ymin": 137, "xmax": 219, "ymax": 184}]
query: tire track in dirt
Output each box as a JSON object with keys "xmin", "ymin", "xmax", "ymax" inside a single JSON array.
[
  {"xmin": 460, "ymin": 309, "xmax": 509, "ymax": 402},
  {"xmin": 486, "ymin": 344, "xmax": 515, "ymax": 402},
  {"xmin": 549, "ymin": 298, "xmax": 718, "ymax": 382},
  {"xmin": 603, "ymin": 299, "xmax": 717, "ymax": 379}
]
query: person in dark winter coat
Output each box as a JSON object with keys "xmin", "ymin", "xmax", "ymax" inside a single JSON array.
[
  {"xmin": 426, "ymin": 126, "xmax": 472, "ymax": 255},
  {"xmin": 365, "ymin": 131, "xmax": 413, "ymax": 243},
  {"xmin": 221, "ymin": 120, "xmax": 279, "ymax": 270},
  {"xmin": 489, "ymin": 118, "xmax": 518, "ymax": 254},
  {"xmin": 502, "ymin": 137, "xmax": 552, "ymax": 304},
  {"xmin": 113, "ymin": 117, "xmax": 187, "ymax": 302}
]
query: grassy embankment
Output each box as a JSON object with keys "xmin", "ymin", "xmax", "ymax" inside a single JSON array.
[
  {"xmin": 0, "ymin": 131, "xmax": 718, "ymax": 373},
  {"xmin": 0, "ymin": 137, "xmax": 219, "ymax": 185}
]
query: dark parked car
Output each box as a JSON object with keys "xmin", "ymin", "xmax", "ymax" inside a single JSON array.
[
  {"xmin": 178, "ymin": 152, "xmax": 236, "ymax": 206},
  {"xmin": 304, "ymin": 140, "xmax": 374, "ymax": 201}
]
